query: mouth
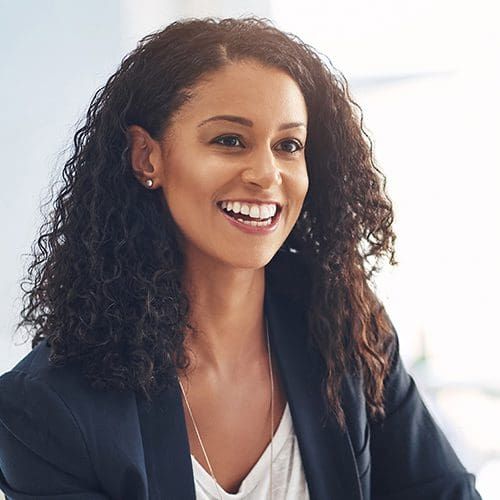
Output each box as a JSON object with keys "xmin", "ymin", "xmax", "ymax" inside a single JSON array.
[{"xmin": 215, "ymin": 201, "xmax": 283, "ymax": 234}]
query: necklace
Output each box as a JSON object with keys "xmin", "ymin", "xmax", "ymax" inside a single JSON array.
[{"xmin": 178, "ymin": 317, "xmax": 274, "ymax": 500}]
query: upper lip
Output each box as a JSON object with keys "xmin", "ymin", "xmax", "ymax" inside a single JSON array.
[{"xmin": 217, "ymin": 198, "xmax": 283, "ymax": 208}]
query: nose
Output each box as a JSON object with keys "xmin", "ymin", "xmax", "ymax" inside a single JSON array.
[{"xmin": 240, "ymin": 147, "xmax": 282, "ymax": 189}]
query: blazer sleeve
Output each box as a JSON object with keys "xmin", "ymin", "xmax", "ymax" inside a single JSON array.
[
  {"xmin": 369, "ymin": 312, "xmax": 482, "ymax": 500},
  {"xmin": 0, "ymin": 370, "xmax": 109, "ymax": 499}
]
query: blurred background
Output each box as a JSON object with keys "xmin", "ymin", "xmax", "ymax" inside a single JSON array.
[{"xmin": 1, "ymin": 1, "xmax": 498, "ymax": 498}]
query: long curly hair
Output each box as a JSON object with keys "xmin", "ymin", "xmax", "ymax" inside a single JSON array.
[{"xmin": 17, "ymin": 16, "xmax": 397, "ymax": 431}]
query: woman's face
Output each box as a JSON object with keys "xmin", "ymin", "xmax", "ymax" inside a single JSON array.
[{"xmin": 156, "ymin": 60, "xmax": 309, "ymax": 270}]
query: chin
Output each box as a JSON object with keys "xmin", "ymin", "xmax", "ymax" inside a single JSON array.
[{"xmin": 221, "ymin": 250, "xmax": 279, "ymax": 270}]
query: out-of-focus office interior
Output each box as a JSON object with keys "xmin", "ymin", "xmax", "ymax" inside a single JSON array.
[{"xmin": 1, "ymin": 1, "xmax": 499, "ymax": 498}]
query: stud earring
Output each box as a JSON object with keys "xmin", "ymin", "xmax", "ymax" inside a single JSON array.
[{"xmin": 145, "ymin": 179, "xmax": 153, "ymax": 188}]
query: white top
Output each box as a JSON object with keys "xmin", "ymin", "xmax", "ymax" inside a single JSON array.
[{"xmin": 190, "ymin": 402, "xmax": 311, "ymax": 499}]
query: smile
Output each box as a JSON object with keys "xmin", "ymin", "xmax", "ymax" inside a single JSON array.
[{"xmin": 216, "ymin": 202, "xmax": 282, "ymax": 234}]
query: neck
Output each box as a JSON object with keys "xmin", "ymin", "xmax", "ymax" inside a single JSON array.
[{"xmin": 180, "ymin": 258, "xmax": 268, "ymax": 378}]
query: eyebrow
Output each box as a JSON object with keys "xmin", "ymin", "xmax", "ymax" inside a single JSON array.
[{"xmin": 197, "ymin": 114, "xmax": 306, "ymax": 131}]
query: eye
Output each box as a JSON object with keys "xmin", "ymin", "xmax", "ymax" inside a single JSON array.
[
  {"xmin": 277, "ymin": 139, "xmax": 304, "ymax": 154},
  {"xmin": 212, "ymin": 135, "xmax": 244, "ymax": 148}
]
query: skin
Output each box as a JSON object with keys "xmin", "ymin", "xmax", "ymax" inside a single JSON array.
[{"xmin": 128, "ymin": 60, "xmax": 309, "ymax": 492}]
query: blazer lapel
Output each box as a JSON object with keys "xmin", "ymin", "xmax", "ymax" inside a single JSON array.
[
  {"xmin": 264, "ymin": 285, "xmax": 363, "ymax": 500},
  {"xmin": 137, "ymin": 378, "xmax": 196, "ymax": 499}
]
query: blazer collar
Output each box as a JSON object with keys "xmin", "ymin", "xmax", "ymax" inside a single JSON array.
[{"xmin": 137, "ymin": 285, "xmax": 362, "ymax": 500}]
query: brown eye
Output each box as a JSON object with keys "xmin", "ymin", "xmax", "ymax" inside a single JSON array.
[
  {"xmin": 278, "ymin": 139, "xmax": 303, "ymax": 154},
  {"xmin": 212, "ymin": 135, "xmax": 243, "ymax": 147}
]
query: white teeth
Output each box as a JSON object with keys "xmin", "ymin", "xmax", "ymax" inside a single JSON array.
[
  {"xmin": 260, "ymin": 205, "xmax": 270, "ymax": 219},
  {"xmin": 240, "ymin": 204, "xmax": 250, "ymax": 216},
  {"xmin": 219, "ymin": 201, "xmax": 278, "ymax": 219},
  {"xmin": 236, "ymin": 218, "xmax": 273, "ymax": 227},
  {"xmin": 249, "ymin": 205, "xmax": 260, "ymax": 218}
]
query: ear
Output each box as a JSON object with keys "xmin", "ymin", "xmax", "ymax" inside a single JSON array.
[{"xmin": 127, "ymin": 125, "xmax": 163, "ymax": 189}]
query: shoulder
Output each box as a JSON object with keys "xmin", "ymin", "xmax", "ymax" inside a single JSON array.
[
  {"xmin": 2, "ymin": 338, "xmax": 100, "ymax": 405},
  {"xmin": 0, "ymin": 341, "xmax": 99, "ymax": 487},
  {"xmin": 0, "ymin": 339, "xmax": 137, "ymax": 453},
  {"xmin": 0, "ymin": 339, "xmax": 141, "ymax": 489}
]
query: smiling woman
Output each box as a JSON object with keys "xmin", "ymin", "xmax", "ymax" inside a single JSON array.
[{"xmin": 0, "ymin": 16, "xmax": 481, "ymax": 500}]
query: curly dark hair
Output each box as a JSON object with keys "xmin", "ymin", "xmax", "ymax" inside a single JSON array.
[{"xmin": 16, "ymin": 16, "xmax": 397, "ymax": 431}]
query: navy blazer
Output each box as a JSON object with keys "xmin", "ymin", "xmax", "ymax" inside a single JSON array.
[{"xmin": 0, "ymin": 286, "xmax": 481, "ymax": 499}]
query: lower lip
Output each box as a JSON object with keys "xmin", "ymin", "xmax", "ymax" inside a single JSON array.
[{"xmin": 217, "ymin": 206, "xmax": 281, "ymax": 234}]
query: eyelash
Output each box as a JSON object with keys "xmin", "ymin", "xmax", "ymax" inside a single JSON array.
[{"xmin": 211, "ymin": 135, "xmax": 304, "ymax": 154}]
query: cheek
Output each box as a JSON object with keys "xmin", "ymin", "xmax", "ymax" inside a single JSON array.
[
  {"xmin": 161, "ymin": 166, "xmax": 198, "ymax": 228},
  {"xmin": 161, "ymin": 161, "xmax": 221, "ymax": 235},
  {"xmin": 292, "ymin": 165, "xmax": 309, "ymax": 206},
  {"xmin": 163, "ymin": 153, "xmax": 205, "ymax": 205},
  {"xmin": 300, "ymin": 169, "xmax": 309, "ymax": 199},
  {"xmin": 283, "ymin": 168, "xmax": 309, "ymax": 228}
]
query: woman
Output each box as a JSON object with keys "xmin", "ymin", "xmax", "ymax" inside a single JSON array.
[{"xmin": 0, "ymin": 16, "xmax": 481, "ymax": 500}]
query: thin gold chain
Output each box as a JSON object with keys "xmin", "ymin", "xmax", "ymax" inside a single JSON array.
[{"xmin": 178, "ymin": 317, "xmax": 274, "ymax": 500}]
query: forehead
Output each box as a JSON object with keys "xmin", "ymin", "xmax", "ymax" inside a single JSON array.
[{"xmin": 176, "ymin": 61, "xmax": 308, "ymax": 128}]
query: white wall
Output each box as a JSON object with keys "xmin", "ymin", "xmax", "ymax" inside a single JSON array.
[{"xmin": 0, "ymin": 0, "xmax": 123, "ymax": 367}]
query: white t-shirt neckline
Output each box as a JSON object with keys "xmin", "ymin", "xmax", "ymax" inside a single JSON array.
[{"xmin": 190, "ymin": 401, "xmax": 292, "ymax": 498}]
